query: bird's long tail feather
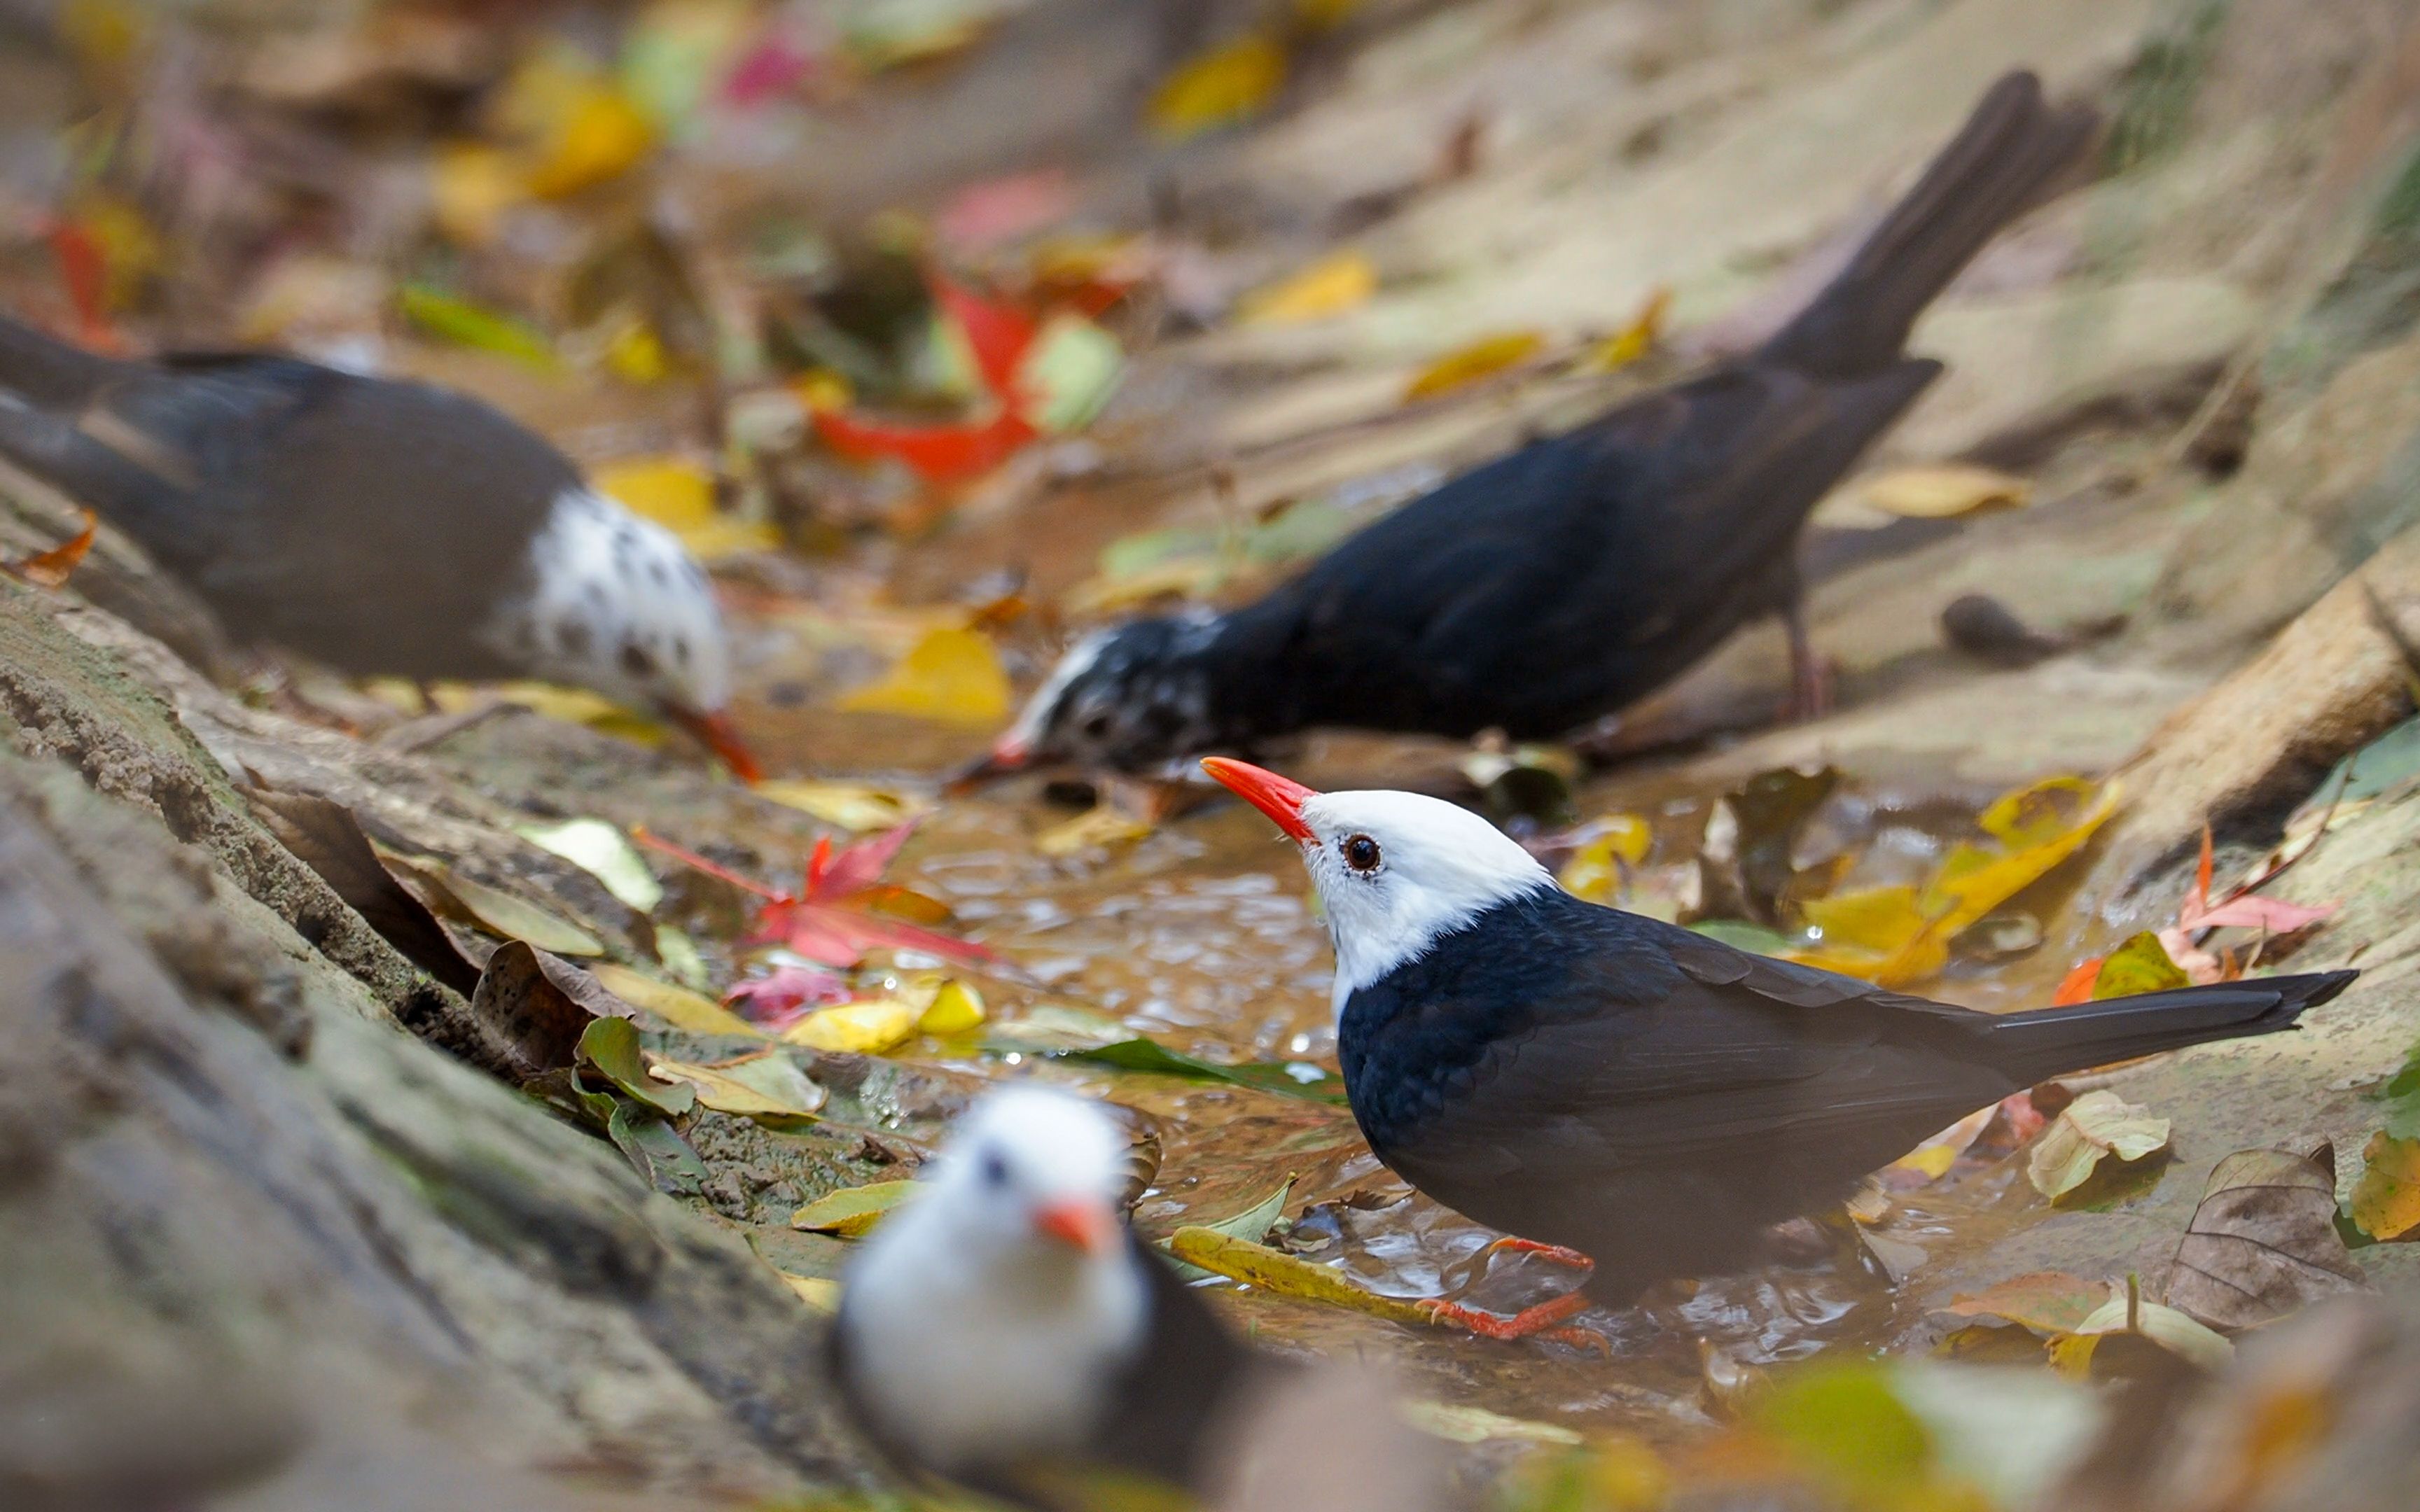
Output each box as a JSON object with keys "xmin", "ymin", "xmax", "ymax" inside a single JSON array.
[
  {"xmin": 1983, "ymin": 969, "xmax": 2356, "ymax": 1085},
  {"xmin": 1758, "ymin": 71, "xmax": 2101, "ymax": 379}
]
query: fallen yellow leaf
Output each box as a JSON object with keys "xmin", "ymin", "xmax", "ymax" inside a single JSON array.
[
  {"xmin": 431, "ymin": 141, "xmax": 521, "ymax": 247},
  {"xmin": 2351, "ymin": 1130, "xmax": 2420, "ymax": 1240},
  {"xmin": 917, "ymin": 979, "xmax": 987, "ymax": 1034},
  {"xmin": 791, "ymin": 1180, "xmax": 922, "ymax": 1237},
  {"xmin": 779, "ymin": 1273, "xmax": 842, "ymax": 1312},
  {"xmin": 590, "ymin": 962, "xmax": 766, "ymax": 1037},
  {"xmin": 523, "ymin": 78, "xmax": 655, "ymax": 198},
  {"xmin": 1793, "ymin": 777, "xmax": 2118, "ymax": 986},
  {"xmin": 1558, "ymin": 815, "xmax": 1653, "ymax": 902},
  {"xmin": 1863, "ymin": 464, "xmax": 2032, "ymax": 519},
  {"xmin": 1584, "ymin": 286, "xmax": 1671, "ymax": 372},
  {"xmin": 1036, "ymin": 804, "xmax": 1155, "ymax": 858},
  {"xmin": 646, "ymin": 1052, "xmax": 826, "ymax": 1119},
  {"xmin": 782, "ymin": 997, "xmax": 921, "ymax": 1054},
  {"xmin": 1237, "ymin": 251, "xmax": 1377, "ymax": 326},
  {"xmin": 592, "ymin": 456, "xmax": 780, "ymax": 562},
  {"xmin": 2090, "ymin": 932, "xmax": 2189, "ymax": 998},
  {"xmin": 1403, "ymin": 330, "xmax": 1545, "ymax": 402},
  {"xmin": 835, "ymin": 626, "xmax": 1013, "ymax": 724},
  {"xmin": 756, "ymin": 779, "xmax": 933, "ymax": 833},
  {"xmin": 1148, "ymin": 32, "xmax": 1286, "ymax": 141}
]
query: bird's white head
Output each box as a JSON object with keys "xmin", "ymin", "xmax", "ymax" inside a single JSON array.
[
  {"xmin": 1202, "ymin": 758, "xmax": 1553, "ymax": 1014},
  {"xmin": 892, "ymin": 1084, "xmax": 1132, "ymax": 1273},
  {"xmin": 488, "ymin": 488, "xmax": 758, "ymax": 779}
]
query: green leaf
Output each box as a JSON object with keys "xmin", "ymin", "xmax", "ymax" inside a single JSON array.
[
  {"xmin": 607, "ymin": 1100, "xmax": 705, "ymax": 1194},
  {"xmin": 2092, "ymin": 931, "xmax": 2188, "ymax": 997},
  {"xmin": 578, "ymin": 1016, "xmax": 695, "ymax": 1117},
  {"xmin": 1749, "ymin": 1364, "xmax": 1931, "ymax": 1493},
  {"xmin": 398, "ymin": 285, "xmax": 560, "ymax": 369},
  {"xmin": 1056, "ymin": 1037, "xmax": 1346, "ymax": 1103}
]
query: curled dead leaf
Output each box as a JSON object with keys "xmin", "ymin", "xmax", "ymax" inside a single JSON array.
[
  {"xmin": 2029, "ymin": 1089, "xmax": 2171, "ymax": 1200},
  {"xmin": 4, "ymin": 507, "xmax": 97, "ymax": 588}
]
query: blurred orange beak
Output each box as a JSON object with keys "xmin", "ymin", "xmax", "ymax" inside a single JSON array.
[
  {"xmin": 1031, "ymin": 1198, "xmax": 1115, "ymax": 1257},
  {"xmin": 945, "ymin": 736, "xmax": 1029, "ymax": 794},
  {"xmin": 667, "ymin": 706, "xmax": 763, "ymax": 785},
  {"xmin": 1199, "ymin": 757, "xmax": 1319, "ymax": 843}
]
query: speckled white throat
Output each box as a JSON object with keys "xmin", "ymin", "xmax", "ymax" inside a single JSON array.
[{"xmin": 482, "ymin": 488, "xmax": 732, "ymax": 713}]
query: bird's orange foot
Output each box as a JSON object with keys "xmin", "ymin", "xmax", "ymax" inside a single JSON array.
[
  {"xmin": 1481, "ymin": 1237, "xmax": 1597, "ymax": 1273},
  {"xmin": 1415, "ymin": 1288, "xmax": 1601, "ymax": 1348}
]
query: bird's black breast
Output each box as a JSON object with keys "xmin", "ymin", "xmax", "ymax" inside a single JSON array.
[{"xmin": 1336, "ymin": 888, "xmax": 1686, "ymax": 1155}]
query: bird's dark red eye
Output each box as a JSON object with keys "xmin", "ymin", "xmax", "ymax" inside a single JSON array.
[{"xmin": 1342, "ymin": 834, "xmax": 1382, "ymax": 872}]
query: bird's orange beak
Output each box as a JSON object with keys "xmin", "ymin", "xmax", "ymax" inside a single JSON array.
[
  {"xmin": 1200, "ymin": 757, "xmax": 1319, "ymax": 842},
  {"xmin": 945, "ymin": 736, "xmax": 1030, "ymax": 794},
  {"xmin": 667, "ymin": 706, "xmax": 764, "ymax": 785},
  {"xmin": 1031, "ymin": 1198, "xmax": 1115, "ymax": 1257}
]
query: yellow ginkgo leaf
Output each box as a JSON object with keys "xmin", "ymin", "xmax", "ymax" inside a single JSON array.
[
  {"xmin": 1403, "ymin": 331, "xmax": 1545, "ymax": 402},
  {"xmin": 1237, "ymin": 251, "xmax": 1376, "ymax": 326},
  {"xmin": 1148, "ymin": 32, "xmax": 1286, "ymax": 141},
  {"xmin": 835, "ymin": 626, "xmax": 1013, "ymax": 724}
]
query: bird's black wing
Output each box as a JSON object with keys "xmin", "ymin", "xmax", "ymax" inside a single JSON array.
[
  {"xmin": 1222, "ymin": 358, "xmax": 1936, "ymax": 737},
  {"xmin": 1343, "ymin": 892, "xmax": 2012, "ymax": 1280}
]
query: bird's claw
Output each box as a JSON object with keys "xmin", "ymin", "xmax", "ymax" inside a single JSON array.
[{"xmin": 1414, "ymin": 1288, "xmax": 1598, "ymax": 1345}]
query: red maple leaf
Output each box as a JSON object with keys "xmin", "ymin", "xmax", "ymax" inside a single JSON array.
[{"xmin": 635, "ymin": 825, "xmax": 999, "ymax": 971}]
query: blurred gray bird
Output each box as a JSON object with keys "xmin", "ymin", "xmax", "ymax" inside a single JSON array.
[{"xmin": 0, "ymin": 316, "xmax": 758, "ymax": 778}]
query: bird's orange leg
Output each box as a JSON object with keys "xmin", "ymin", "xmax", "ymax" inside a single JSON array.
[
  {"xmin": 1415, "ymin": 1289, "xmax": 1605, "ymax": 1350},
  {"xmin": 1481, "ymin": 1237, "xmax": 1597, "ymax": 1272}
]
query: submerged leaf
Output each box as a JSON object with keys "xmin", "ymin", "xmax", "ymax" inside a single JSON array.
[
  {"xmin": 835, "ymin": 626, "xmax": 1013, "ymax": 723},
  {"xmin": 2028, "ymin": 1089, "xmax": 2171, "ymax": 1200},
  {"xmin": 1059, "ymin": 1037, "xmax": 1345, "ymax": 1103},
  {"xmin": 1167, "ymin": 1227, "xmax": 1432, "ymax": 1325},
  {"xmin": 792, "ymin": 1179, "xmax": 922, "ymax": 1236},
  {"xmin": 2167, "ymin": 1145, "xmax": 2365, "ymax": 1330},
  {"xmin": 1946, "ymin": 1271, "xmax": 2106, "ymax": 1336},
  {"xmin": 1400, "ymin": 1401, "xmax": 1583, "ymax": 1446},
  {"xmin": 1163, "ymin": 1177, "xmax": 1293, "ymax": 1282}
]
